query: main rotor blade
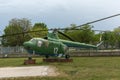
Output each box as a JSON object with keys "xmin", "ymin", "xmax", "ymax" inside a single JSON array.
[
  {"xmin": 1, "ymin": 14, "xmax": 119, "ymax": 37},
  {"xmin": 57, "ymin": 31, "xmax": 75, "ymax": 41},
  {"xmin": 0, "ymin": 29, "xmax": 49, "ymax": 37},
  {"xmin": 76, "ymin": 14, "xmax": 120, "ymax": 28}
]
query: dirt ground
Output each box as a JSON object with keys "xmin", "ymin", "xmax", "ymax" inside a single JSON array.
[{"xmin": 0, "ymin": 66, "xmax": 58, "ymax": 78}]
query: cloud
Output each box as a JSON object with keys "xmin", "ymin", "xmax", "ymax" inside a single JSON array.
[{"xmin": 0, "ymin": 0, "xmax": 120, "ymax": 31}]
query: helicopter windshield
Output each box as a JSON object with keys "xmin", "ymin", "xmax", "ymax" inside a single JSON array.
[{"xmin": 30, "ymin": 39, "xmax": 36, "ymax": 43}]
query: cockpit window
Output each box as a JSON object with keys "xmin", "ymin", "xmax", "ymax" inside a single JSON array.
[{"xmin": 30, "ymin": 39, "xmax": 36, "ymax": 43}]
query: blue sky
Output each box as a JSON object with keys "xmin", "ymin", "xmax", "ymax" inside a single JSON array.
[{"xmin": 0, "ymin": 0, "xmax": 120, "ymax": 34}]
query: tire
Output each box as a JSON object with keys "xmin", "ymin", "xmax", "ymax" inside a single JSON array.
[
  {"xmin": 65, "ymin": 55, "xmax": 70, "ymax": 59},
  {"xmin": 45, "ymin": 55, "xmax": 49, "ymax": 59},
  {"xmin": 28, "ymin": 57, "xmax": 32, "ymax": 60}
]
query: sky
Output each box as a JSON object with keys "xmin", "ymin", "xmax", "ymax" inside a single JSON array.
[{"xmin": 0, "ymin": 0, "xmax": 120, "ymax": 34}]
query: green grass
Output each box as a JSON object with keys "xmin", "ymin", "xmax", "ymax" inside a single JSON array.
[{"xmin": 1, "ymin": 57, "xmax": 120, "ymax": 80}]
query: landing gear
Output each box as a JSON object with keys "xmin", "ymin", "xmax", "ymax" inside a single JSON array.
[
  {"xmin": 43, "ymin": 54, "xmax": 72, "ymax": 62},
  {"xmin": 65, "ymin": 55, "xmax": 70, "ymax": 59},
  {"xmin": 45, "ymin": 55, "xmax": 49, "ymax": 59},
  {"xmin": 24, "ymin": 57, "xmax": 36, "ymax": 65},
  {"xmin": 28, "ymin": 56, "xmax": 32, "ymax": 60}
]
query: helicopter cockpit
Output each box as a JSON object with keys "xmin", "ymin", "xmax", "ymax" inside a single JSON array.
[
  {"xmin": 30, "ymin": 38, "xmax": 37, "ymax": 43},
  {"xmin": 30, "ymin": 38, "xmax": 43, "ymax": 47}
]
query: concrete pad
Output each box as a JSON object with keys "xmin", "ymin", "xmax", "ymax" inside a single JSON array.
[{"xmin": 0, "ymin": 66, "xmax": 58, "ymax": 78}]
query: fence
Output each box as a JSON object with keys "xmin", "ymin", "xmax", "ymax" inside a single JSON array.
[
  {"xmin": 69, "ymin": 49, "xmax": 120, "ymax": 57},
  {"xmin": 0, "ymin": 46, "xmax": 27, "ymax": 54},
  {"xmin": 0, "ymin": 46, "xmax": 120, "ymax": 57},
  {"xmin": 0, "ymin": 46, "xmax": 41, "ymax": 58}
]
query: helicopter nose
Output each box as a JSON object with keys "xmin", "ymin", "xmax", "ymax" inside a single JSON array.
[
  {"xmin": 23, "ymin": 42, "xmax": 28, "ymax": 47},
  {"xmin": 23, "ymin": 42, "xmax": 34, "ymax": 54},
  {"xmin": 23, "ymin": 42, "xmax": 31, "ymax": 49}
]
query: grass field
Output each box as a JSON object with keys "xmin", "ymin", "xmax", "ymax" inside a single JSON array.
[{"xmin": 0, "ymin": 57, "xmax": 120, "ymax": 80}]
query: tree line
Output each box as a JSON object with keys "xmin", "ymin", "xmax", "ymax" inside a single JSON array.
[
  {"xmin": 2, "ymin": 18, "xmax": 48, "ymax": 46},
  {"xmin": 2, "ymin": 18, "xmax": 120, "ymax": 49}
]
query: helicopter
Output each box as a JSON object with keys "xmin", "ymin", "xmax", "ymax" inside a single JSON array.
[
  {"xmin": 1, "ymin": 14, "xmax": 120, "ymax": 59},
  {"xmin": 23, "ymin": 29, "xmax": 100, "ymax": 59},
  {"xmin": 23, "ymin": 14, "xmax": 120, "ymax": 59}
]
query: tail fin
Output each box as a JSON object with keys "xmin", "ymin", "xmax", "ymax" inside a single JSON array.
[{"xmin": 96, "ymin": 41, "xmax": 103, "ymax": 47}]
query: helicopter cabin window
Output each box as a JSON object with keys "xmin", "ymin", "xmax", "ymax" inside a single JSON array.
[
  {"xmin": 30, "ymin": 39, "xmax": 36, "ymax": 43},
  {"xmin": 38, "ymin": 40, "xmax": 43, "ymax": 47}
]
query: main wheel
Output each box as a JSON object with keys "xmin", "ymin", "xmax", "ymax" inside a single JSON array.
[
  {"xmin": 65, "ymin": 55, "xmax": 70, "ymax": 59},
  {"xmin": 45, "ymin": 55, "xmax": 49, "ymax": 59},
  {"xmin": 28, "ymin": 57, "xmax": 32, "ymax": 60}
]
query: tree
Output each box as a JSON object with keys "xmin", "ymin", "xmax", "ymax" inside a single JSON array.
[
  {"xmin": 79, "ymin": 25, "xmax": 95, "ymax": 43},
  {"xmin": 9, "ymin": 18, "xmax": 32, "ymax": 32},
  {"xmin": 31, "ymin": 23, "xmax": 48, "ymax": 38},
  {"xmin": 2, "ymin": 18, "xmax": 32, "ymax": 46},
  {"xmin": 101, "ymin": 31, "xmax": 116, "ymax": 49},
  {"xmin": 93, "ymin": 33, "xmax": 101, "ymax": 44},
  {"xmin": 113, "ymin": 27, "xmax": 120, "ymax": 48},
  {"xmin": 63, "ymin": 24, "xmax": 95, "ymax": 44}
]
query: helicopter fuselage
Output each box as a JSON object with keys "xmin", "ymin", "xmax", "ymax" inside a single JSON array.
[{"xmin": 23, "ymin": 38, "xmax": 68, "ymax": 57}]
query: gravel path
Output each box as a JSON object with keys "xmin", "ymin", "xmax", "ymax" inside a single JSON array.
[{"xmin": 0, "ymin": 66, "xmax": 58, "ymax": 78}]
